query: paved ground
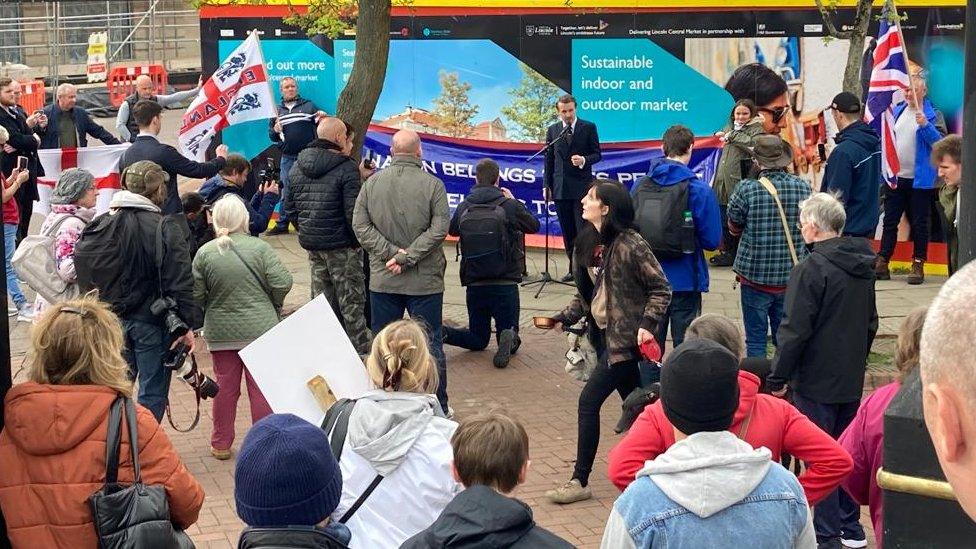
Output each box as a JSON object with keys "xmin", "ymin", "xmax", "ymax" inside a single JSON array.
[
  {"xmin": 7, "ymin": 229, "xmax": 943, "ymax": 548},
  {"xmin": 3, "ymin": 110, "xmax": 946, "ymax": 547}
]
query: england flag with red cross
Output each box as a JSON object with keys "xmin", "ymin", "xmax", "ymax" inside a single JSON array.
[{"xmin": 179, "ymin": 31, "xmax": 276, "ymax": 161}]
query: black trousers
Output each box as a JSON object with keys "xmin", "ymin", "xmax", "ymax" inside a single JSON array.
[
  {"xmin": 14, "ymin": 188, "xmax": 32, "ymax": 245},
  {"xmin": 719, "ymin": 204, "xmax": 739, "ymax": 257},
  {"xmin": 879, "ymin": 178, "xmax": 934, "ymax": 261},
  {"xmin": 573, "ymin": 343, "xmax": 640, "ymax": 485},
  {"xmin": 554, "ymin": 198, "xmax": 584, "ymax": 266}
]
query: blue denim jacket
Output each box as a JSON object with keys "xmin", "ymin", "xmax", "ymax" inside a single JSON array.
[{"xmin": 601, "ymin": 431, "xmax": 816, "ymax": 549}]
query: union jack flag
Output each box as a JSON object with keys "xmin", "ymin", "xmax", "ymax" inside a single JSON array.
[{"xmin": 865, "ymin": 5, "xmax": 911, "ymax": 188}]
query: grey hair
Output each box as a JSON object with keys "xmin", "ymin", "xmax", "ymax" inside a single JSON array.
[
  {"xmin": 921, "ymin": 261, "xmax": 976, "ymax": 405},
  {"xmin": 799, "ymin": 191, "xmax": 846, "ymax": 235},
  {"xmin": 56, "ymin": 83, "xmax": 76, "ymax": 96},
  {"xmin": 211, "ymin": 195, "xmax": 250, "ymax": 254},
  {"xmin": 0, "ymin": 125, "xmax": 8, "ymax": 145}
]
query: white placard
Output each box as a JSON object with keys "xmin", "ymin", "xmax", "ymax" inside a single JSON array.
[{"xmin": 239, "ymin": 294, "xmax": 373, "ymax": 425}]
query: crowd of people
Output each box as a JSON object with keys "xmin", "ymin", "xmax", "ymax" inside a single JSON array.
[{"xmin": 0, "ymin": 61, "xmax": 970, "ymax": 549}]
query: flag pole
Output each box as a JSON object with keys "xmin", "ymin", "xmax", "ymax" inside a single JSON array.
[
  {"xmin": 251, "ymin": 28, "xmax": 276, "ymax": 109},
  {"xmin": 887, "ymin": 0, "xmax": 921, "ymax": 112}
]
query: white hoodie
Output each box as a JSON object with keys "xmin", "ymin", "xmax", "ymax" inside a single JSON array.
[
  {"xmin": 602, "ymin": 431, "xmax": 816, "ymax": 549},
  {"xmin": 331, "ymin": 390, "xmax": 461, "ymax": 548}
]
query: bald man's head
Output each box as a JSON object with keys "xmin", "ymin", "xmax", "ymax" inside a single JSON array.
[
  {"xmin": 135, "ymin": 74, "xmax": 155, "ymax": 99},
  {"xmin": 921, "ymin": 260, "xmax": 976, "ymax": 520},
  {"xmin": 921, "ymin": 262, "xmax": 976, "ymax": 393},
  {"xmin": 316, "ymin": 117, "xmax": 346, "ymax": 143},
  {"xmin": 391, "ymin": 130, "xmax": 421, "ymax": 157}
]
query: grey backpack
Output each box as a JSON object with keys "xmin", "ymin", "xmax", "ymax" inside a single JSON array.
[{"xmin": 13, "ymin": 214, "xmax": 84, "ymax": 303}]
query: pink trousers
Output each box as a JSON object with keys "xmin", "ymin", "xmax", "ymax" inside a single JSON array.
[{"xmin": 210, "ymin": 350, "xmax": 273, "ymax": 450}]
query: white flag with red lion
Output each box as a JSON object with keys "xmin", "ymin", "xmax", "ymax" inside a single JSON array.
[{"xmin": 178, "ymin": 31, "xmax": 275, "ymax": 161}]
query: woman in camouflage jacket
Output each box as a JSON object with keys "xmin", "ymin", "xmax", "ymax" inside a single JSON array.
[{"xmin": 546, "ymin": 179, "xmax": 672, "ymax": 505}]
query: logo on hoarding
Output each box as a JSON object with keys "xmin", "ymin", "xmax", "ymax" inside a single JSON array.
[
  {"xmin": 525, "ymin": 25, "xmax": 535, "ymax": 36},
  {"xmin": 804, "ymin": 24, "xmax": 823, "ymax": 33},
  {"xmin": 599, "ymin": 20, "xmax": 610, "ymax": 31}
]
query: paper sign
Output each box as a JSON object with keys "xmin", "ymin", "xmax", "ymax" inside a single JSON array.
[{"xmin": 239, "ymin": 294, "xmax": 373, "ymax": 425}]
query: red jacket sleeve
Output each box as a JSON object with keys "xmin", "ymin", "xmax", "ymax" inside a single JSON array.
[
  {"xmin": 136, "ymin": 408, "xmax": 205, "ymax": 529},
  {"xmin": 607, "ymin": 403, "xmax": 672, "ymax": 491},
  {"xmin": 838, "ymin": 402, "xmax": 872, "ymax": 505},
  {"xmin": 779, "ymin": 399, "xmax": 854, "ymax": 505}
]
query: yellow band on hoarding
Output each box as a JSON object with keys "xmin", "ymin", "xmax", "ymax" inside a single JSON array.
[{"xmin": 223, "ymin": 0, "xmax": 965, "ymax": 8}]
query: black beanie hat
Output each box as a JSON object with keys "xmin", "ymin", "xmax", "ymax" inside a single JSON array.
[{"xmin": 661, "ymin": 339, "xmax": 740, "ymax": 436}]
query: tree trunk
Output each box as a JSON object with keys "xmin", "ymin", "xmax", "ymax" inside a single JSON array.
[
  {"xmin": 844, "ymin": 0, "xmax": 872, "ymax": 99},
  {"xmin": 335, "ymin": 0, "xmax": 391, "ymax": 162},
  {"xmin": 817, "ymin": 0, "xmax": 873, "ymax": 98}
]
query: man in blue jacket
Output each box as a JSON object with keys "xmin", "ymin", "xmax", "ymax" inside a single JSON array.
[
  {"xmin": 632, "ymin": 125, "xmax": 721, "ymax": 351},
  {"xmin": 822, "ymin": 92, "xmax": 880, "ymax": 238},
  {"xmin": 39, "ymin": 84, "xmax": 121, "ymax": 149},
  {"xmin": 876, "ymin": 71, "xmax": 947, "ymax": 284},
  {"xmin": 266, "ymin": 77, "xmax": 326, "ymax": 235}
]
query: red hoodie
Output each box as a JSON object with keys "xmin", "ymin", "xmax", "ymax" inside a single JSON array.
[{"xmin": 607, "ymin": 370, "xmax": 853, "ymax": 505}]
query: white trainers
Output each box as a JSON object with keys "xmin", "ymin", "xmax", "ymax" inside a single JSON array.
[{"xmin": 16, "ymin": 303, "xmax": 34, "ymax": 322}]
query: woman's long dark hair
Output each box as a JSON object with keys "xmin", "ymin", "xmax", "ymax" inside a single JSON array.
[{"xmin": 575, "ymin": 179, "xmax": 636, "ymax": 263}]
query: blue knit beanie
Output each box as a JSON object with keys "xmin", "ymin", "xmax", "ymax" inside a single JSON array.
[{"xmin": 235, "ymin": 413, "xmax": 343, "ymax": 527}]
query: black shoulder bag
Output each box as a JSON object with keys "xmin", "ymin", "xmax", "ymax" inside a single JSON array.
[
  {"xmin": 89, "ymin": 396, "xmax": 195, "ymax": 549},
  {"xmin": 320, "ymin": 399, "xmax": 384, "ymax": 524}
]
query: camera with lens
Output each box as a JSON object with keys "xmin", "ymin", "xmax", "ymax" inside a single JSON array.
[
  {"xmin": 260, "ymin": 157, "xmax": 280, "ymax": 185},
  {"xmin": 164, "ymin": 343, "xmax": 219, "ymax": 400},
  {"xmin": 150, "ymin": 296, "xmax": 189, "ymax": 340}
]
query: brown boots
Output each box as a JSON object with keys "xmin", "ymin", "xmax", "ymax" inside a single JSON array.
[
  {"xmin": 874, "ymin": 256, "xmax": 891, "ymax": 280},
  {"xmin": 875, "ymin": 256, "xmax": 925, "ymax": 284},
  {"xmin": 907, "ymin": 259, "xmax": 925, "ymax": 285}
]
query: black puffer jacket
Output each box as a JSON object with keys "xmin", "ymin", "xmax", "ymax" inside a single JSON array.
[
  {"xmin": 769, "ymin": 236, "xmax": 878, "ymax": 403},
  {"xmin": 400, "ymin": 485, "xmax": 574, "ymax": 549},
  {"xmin": 284, "ymin": 140, "xmax": 361, "ymax": 251}
]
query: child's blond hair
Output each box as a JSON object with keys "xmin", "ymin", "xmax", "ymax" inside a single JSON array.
[{"xmin": 366, "ymin": 319, "xmax": 438, "ymax": 394}]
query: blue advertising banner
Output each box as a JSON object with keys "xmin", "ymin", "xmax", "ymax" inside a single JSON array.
[{"xmin": 362, "ymin": 128, "xmax": 722, "ymax": 237}]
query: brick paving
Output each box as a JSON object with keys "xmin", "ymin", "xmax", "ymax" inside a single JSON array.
[
  {"xmin": 8, "ymin": 232, "xmax": 944, "ymax": 548},
  {"xmin": 4, "ymin": 110, "xmax": 946, "ymax": 547}
]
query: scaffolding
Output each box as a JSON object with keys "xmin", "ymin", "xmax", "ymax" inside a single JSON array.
[{"xmin": 0, "ymin": 0, "xmax": 201, "ymax": 87}]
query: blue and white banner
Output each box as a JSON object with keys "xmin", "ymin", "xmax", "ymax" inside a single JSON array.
[{"xmin": 362, "ymin": 127, "xmax": 722, "ymax": 237}]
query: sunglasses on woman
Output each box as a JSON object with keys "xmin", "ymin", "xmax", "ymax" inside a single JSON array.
[{"xmin": 760, "ymin": 106, "xmax": 789, "ymax": 124}]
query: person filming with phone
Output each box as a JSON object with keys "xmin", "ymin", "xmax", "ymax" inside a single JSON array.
[
  {"xmin": 0, "ymin": 76, "xmax": 44, "ymax": 245},
  {"xmin": 199, "ymin": 153, "xmax": 279, "ymax": 236}
]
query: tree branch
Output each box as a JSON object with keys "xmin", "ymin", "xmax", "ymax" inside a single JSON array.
[{"xmin": 815, "ymin": 0, "xmax": 854, "ymax": 40}]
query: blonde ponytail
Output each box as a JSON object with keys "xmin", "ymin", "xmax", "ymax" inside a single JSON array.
[{"xmin": 366, "ymin": 320, "xmax": 438, "ymax": 394}]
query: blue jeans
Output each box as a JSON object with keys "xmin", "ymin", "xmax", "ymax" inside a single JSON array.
[
  {"xmin": 653, "ymin": 291, "xmax": 702, "ymax": 352},
  {"xmin": 370, "ymin": 291, "xmax": 448, "ymax": 412},
  {"xmin": 4, "ymin": 223, "xmax": 25, "ymax": 307},
  {"xmin": 444, "ymin": 284, "xmax": 519, "ymax": 351},
  {"xmin": 278, "ymin": 154, "xmax": 297, "ymax": 225},
  {"xmin": 792, "ymin": 392, "xmax": 864, "ymax": 544},
  {"xmin": 740, "ymin": 284, "xmax": 785, "ymax": 358},
  {"xmin": 121, "ymin": 319, "xmax": 171, "ymax": 421}
]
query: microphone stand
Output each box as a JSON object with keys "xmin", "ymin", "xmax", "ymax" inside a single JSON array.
[{"xmin": 522, "ymin": 125, "xmax": 575, "ymax": 298}]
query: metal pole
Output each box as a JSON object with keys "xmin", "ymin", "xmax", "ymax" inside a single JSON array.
[
  {"xmin": 0, "ymin": 162, "xmax": 10, "ymax": 549},
  {"xmin": 149, "ymin": 1, "xmax": 155, "ymax": 66},
  {"xmin": 52, "ymin": 1, "xmax": 60, "ymax": 89},
  {"xmin": 959, "ymin": 0, "xmax": 976, "ymax": 268}
]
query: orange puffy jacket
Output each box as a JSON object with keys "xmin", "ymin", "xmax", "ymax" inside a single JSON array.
[{"xmin": 0, "ymin": 383, "xmax": 205, "ymax": 548}]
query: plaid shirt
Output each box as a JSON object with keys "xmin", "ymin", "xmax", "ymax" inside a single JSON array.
[{"xmin": 728, "ymin": 170, "xmax": 812, "ymax": 286}]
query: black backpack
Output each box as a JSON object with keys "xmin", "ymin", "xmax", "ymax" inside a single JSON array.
[
  {"xmin": 74, "ymin": 210, "xmax": 159, "ymax": 317},
  {"xmin": 633, "ymin": 177, "xmax": 694, "ymax": 260},
  {"xmin": 457, "ymin": 197, "xmax": 511, "ymax": 282}
]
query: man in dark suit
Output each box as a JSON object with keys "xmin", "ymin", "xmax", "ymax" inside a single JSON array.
[
  {"xmin": 119, "ymin": 100, "xmax": 227, "ymax": 215},
  {"xmin": 38, "ymin": 83, "xmax": 121, "ymax": 149},
  {"xmin": 544, "ymin": 94, "xmax": 601, "ymax": 281},
  {"xmin": 0, "ymin": 77, "xmax": 44, "ymax": 244}
]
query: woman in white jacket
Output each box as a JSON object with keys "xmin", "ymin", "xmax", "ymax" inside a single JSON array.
[{"xmin": 331, "ymin": 319, "xmax": 461, "ymax": 548}]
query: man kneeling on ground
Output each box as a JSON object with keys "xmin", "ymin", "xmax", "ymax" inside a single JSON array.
[{"xmin": 445, "ymin": 158, "xmax": 540, "ymax": 368}]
